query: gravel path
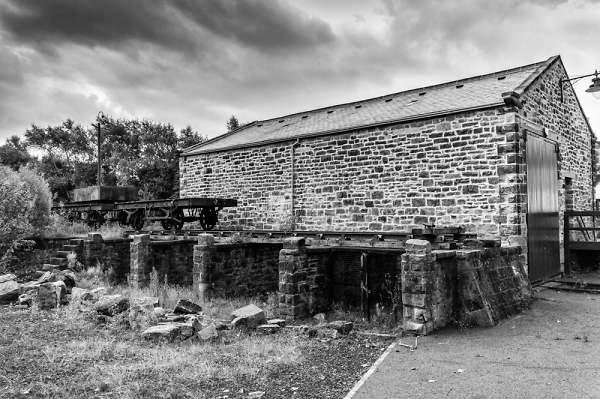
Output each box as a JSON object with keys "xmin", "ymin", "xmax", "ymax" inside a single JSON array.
[{"xmin": 207, "ymin": 334, "xmax": 393, "ymax": 399}]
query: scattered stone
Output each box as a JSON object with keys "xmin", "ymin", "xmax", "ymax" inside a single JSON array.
[
  {"xmin": 0, "ymin": 274, "xmax": 19, "ymax": 304},
  {"xmin": 317, "ymin": 328, "xmax": 340, "ymax": 339},
  {"xmin": 131, "ymin": 297, "xmax": 159, "ymax": 307},
  {"xmin": 257, "ymin": 324, "xmax": 280, "ymax": 334},
  {"xmin": 37, "ymin": 281, "xmax": 67, "ymax": 309},
  {"xmin": 285, "ymin": 325, "xmax": 310, "ymax": 333},
  {"xmin": 14, "ymin": 304, "xmax": 29, "ymax": 310},
  {"xmin": 32, "ymin": 271, "xmax": 47, "ymax": 280},
  {"xmin": 175, "ymin": 322, "xmax": 195, "ymax": 338},
  {"xmin": 70, "ymin": 287, "xmax": 88, "ymax": 301},
  {"xmin": 215, "ymin": 320, "xmax": 230, "ymax": 331},
  {"xmin": 129, "ymin": 301, "xmax": 158, "ymax": 330},
  {"xmin": 18, "ymin": 292, "xmax": 35, "ymax": 307},
  {"xmin": 164, "ymin": 313, "xmax": 188, "ymax": 323},
  {"xmin": 81, "ymin": 287, "xmax": 107, "ymax": 303},
  {"xmin": 230, "ymin": 304, "xmax": 266, "ymax": 329},
  {"xmin": 19, "ymin": 282, "xmax": 40, "ymax": 296},
  {"xmin": 197, "ymin": 324, "xmax": 218, "ymax": 341},
  {"xmin": 173, "ymin": 299, "xmax": 203, "ymax": 314},
  {"xmin": 141, "ymin": 324, "xmax": 181, "ymax": 342},
  {"xmin": 186, "ymin": 315, "xmax": 203, "ymax": 332},
  {"xmin": 327, "ymin": 321, "xmax": 354, "ymax": 335},
  {"xmin": 153, "ymin": 307, "xmax": 167, "ymax": 319},
  {"xmin": 267, "ymin": 318, "xmax": 287, "ymax": 327},
  {"xmin": 95, "ymin": 294, "xmax": 130, "ymax": 316},
  {"xmin": 49, "ymin": 270, "xmax": 76, "ymax": 293},
  {"xmin": 313, "ymin": 313, "xmax": 326, "ymax": 323},
  {"xmin": 42, "ymin": 264, "xmax": 55, "ymax": 272},
  {"xmin": 231, "ymin": 316, "xmax": 248, "ymax": 330}
]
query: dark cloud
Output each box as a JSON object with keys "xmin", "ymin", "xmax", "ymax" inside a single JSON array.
[
  {"xmin": 0, "ymin": 0, "xmax": 198, "ymax": 56},
  {"xmin": 172, "ymin": 0, "xmax": 335, "ymax": 52},
  {"xmin": 0, "ymin": 0, "xmax": 334, "ymax": 57}
]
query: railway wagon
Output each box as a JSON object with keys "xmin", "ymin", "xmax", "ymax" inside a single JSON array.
[{"xmin": 52, "ymin": 186, "xmax": 237, "ymax": 231}]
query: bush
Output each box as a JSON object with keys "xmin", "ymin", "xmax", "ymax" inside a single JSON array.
[{"xmin": 0, "ymin": 165, "xmax": 52, "ymax": 242}]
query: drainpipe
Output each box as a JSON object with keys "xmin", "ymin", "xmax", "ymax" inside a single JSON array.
[{"xmin": 290, "ymin": 139, "xmax": 300, "ymax": 230}]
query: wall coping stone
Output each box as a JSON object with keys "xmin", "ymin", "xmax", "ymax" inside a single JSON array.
[
  {"xmin": 197, "ymin": 234, "xmax": 215, "ymax": 246},
  {"xmin": 132, "ymin": 234, "xmax": 151, "ymax": 243},
  {"xmin": 405, "ymin": 239, "xmax": 431, "ymax": 254},
  {"xmin": 87, "ymin": 233, "xmax": 103, "ymax": 243},
  {"xmin": 283, "ymin": 237, "xmax": 306, "ymax": 249}
]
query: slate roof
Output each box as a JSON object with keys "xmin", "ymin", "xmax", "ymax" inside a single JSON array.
[{"xmin": 183, "ymin": 56, "xmax": 559, "ymax": 155}]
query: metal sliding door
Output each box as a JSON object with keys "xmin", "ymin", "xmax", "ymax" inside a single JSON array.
[{"xmin": 526, "ymin": 133, "xmax": 560, "ymax": 283}]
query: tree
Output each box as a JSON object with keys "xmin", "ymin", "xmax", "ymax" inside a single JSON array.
[
  {"xmin": 226, "ymin": 115, "xmax": 240, "ymax": 132},
  {"xmin": 178, "ymin": 125, "xmax": 206, "ymax": 150},
  {"xmin": 24, "ymin": 119, "xmax": 96, "ymax": 201},
  {"xmin": 0, "ymin": 135, "xmax": 32, "ymax": 170},
  {"xmin": 0, "ymin": 165, "xmax": 52, "ymax": 242}
]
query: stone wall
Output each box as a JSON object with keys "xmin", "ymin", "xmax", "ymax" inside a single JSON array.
[
  {"xmin": 401, "ymin": 239, "xmax": 531, "ymax": 335},
  {"xmin": 149, "ymin": 241, "xmax": 195, "ymax": 286},
  {"xmin": 191, "ymin": 235, "xmax": 282, "ymax": 299},
  {"xmin": 181, "ymin": 108, "xmax": 519, "ymax": 240},
  {"xmin": 279, "ymin": 238, "xmax": 531, "ymax": 335},
  {"xmin": 78, "ymin": 235, "xmax": 131, "ymax": 284}
]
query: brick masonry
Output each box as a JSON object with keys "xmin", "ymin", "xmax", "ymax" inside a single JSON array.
[{"xmin": 180, "ymin": 58, "xmax": 593, "ymax": 274}]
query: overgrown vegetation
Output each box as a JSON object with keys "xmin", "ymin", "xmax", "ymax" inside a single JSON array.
[{"xmin": 0, "ymin": 165, "xmax": 52, "ymax": 242}]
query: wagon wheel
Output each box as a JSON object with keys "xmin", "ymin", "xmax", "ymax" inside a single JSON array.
[
  {"xmin": 130, "ymin": 211, "xmax": 145, "ymax": 231},
  {"xmin": 199, "ymin": 207, "xmax": 218, "ymax": 231},
  {"xmin": 86, "ymin": 211, "xmax": 104, "ymax": 228},
  {"xmin": 160, "ymin": 209, "xmax": 175, "ymax": 230},
  {"xmin": 171, "ymin": 208, "xmax": 185, "ymax": 230},
  {"xmin": 117, "ymin": 211, "xmax": 128, "ymax": 227}
]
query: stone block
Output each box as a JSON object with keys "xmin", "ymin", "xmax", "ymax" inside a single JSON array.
[
  {"xmin": 0, "ymin": 276, "xmax": 20, "ymax": 304},
  {"xmin": 405, "ymin": 239, "xmax": 431, "ymax": 254},
  {"xmin": 95, "ymin": 294, "xmax": 130, "ymax": 316},
  {"xmin": 173, "ymin": 299, "xmax": 203, "ymax": 314},
  {"xmin": 231, "ymin": 304, "xmax": 266, "ymax": 328},
  {"xmin": 36, "ymin": 281, "xmax": 67, "ymax": 309},
  {"xmin": 141, "ymin": 324, "xmax": 181, "ymax": 342},
  {"xmin": 279, "ymin": 282, "xmax": 296, "ymax": 294}
]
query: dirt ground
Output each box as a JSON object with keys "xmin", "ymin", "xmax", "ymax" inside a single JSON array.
[{"xmin": 352, "ymin": 284, "xmax": 600, "ymax": 399}]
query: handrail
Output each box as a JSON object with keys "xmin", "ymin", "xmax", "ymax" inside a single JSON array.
[{"xmin": 564, "ymin": 211, "xmax": 600, "ymax": 275}]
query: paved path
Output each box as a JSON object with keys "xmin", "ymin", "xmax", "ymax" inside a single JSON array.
[{"xmin": 352, "ymin": 286, "xmax": 600, "ymax": 399}]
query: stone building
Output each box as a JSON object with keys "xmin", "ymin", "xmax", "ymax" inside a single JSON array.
[{"xmin": 180, "ymin": 55, "xmax": 595, "ymax": 283}]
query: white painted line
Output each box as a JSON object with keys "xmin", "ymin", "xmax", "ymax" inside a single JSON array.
[{"xmin": 344, "ymin": 340, "xmax": 398, "ymax": 399}]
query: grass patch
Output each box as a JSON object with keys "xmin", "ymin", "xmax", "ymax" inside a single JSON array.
[{"xmin": 0, "ymin": 301, "xmax": 302, "ymax": 399}]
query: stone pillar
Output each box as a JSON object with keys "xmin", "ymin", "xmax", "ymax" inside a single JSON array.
[
  {"xmin": 193, "ymin": 234, "xmax": 214, "ymax": 302},
  {"xmin": 401, "ymin": 239, "xmax": 435, "ymax": 335},
  {"xmin": 278, "ymin": 237, "xmax": 309, "ymax": 320},
  {"xmin": 83, "ymin": 233, "xmax": 104, "ymax": 268},
  {"xmin": 130, "ymin": 234, "xmax": 151, "ymax": 288}
]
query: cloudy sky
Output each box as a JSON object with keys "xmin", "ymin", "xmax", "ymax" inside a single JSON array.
[{"xmin": 1, "ymin": 0, "xmax": 599, "ymax": 144}]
